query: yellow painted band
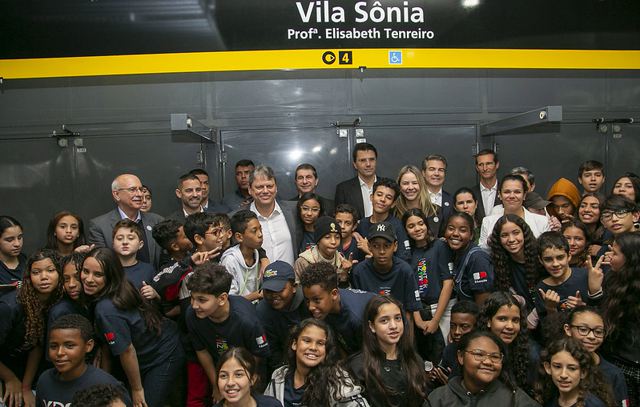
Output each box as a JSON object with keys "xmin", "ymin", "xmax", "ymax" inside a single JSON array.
[{"xmin": 1, "ymin": 48, "xmax": 640, "ymax": 79}]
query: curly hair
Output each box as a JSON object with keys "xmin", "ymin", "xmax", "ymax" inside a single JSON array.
[
  {"xmin": 18, "ymin": 249, "xmax": 64, "ymax": 348},
  {"xmin": 477, "ymin": 291, "xmax": 531, "ymax": 392},
  {"xmin": 535, "ymin": 337, "xmax": 614, "ymax": 407},
  {"xmin": 287, "ymin": 319, "xmax": 346, "ymax": 407},
  {"xmin": 602, "ymin": 232, "xmax": 640, "ymax": 341},
  {"xmin": 488, "ymin": 214, "xmax": 539, "ymax": 302},
  {"xmin": 71, "ymin": 383, "xmax": 126, "ymax": 406},
  {"xmin": 360, "ymin": 295, "xmax": 426, "ymax": 407},
  {"xmin": 394, "ymin": 165, "xmax": 437, "ymax": 218}
]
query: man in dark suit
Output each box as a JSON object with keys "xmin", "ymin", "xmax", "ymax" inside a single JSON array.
[
  {"xmin": 422, "ymin": 154, "xmax": 455, "ymax": 235},
  {"xmin": 288, "ymin": 163, "xmax": 334, "ymax": 216},
  {"xmin": 334, "ymin": 143, "xmax": 379, "ymax": 220},
  {"xmin": 471, "ymin": 149, "xmax": 501, "ymax": 220},
  {"xmin": 248, "ymin": 165, "xmax": 299, "ymax": 266},
  {"xmin": 88, "ymin": 173, "xmax": 164, "ymax": 268},
  {"xmin": 189, "ymin": 168, "xmax": 229, "ymax": 213},
  {"xmin": 166, "ymin": 173, "xmax": 204, "ymax": 221}
]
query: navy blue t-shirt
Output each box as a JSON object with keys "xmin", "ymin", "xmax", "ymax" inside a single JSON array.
[
  {"xmin": 410, "ymin": 240, "xmax": 453, "ymax": 305},
  {"xmin": 185, "ymin": 295, "xmax": 270, "ymax": 362},
  {"xmin": 356, "ymin": 215, "xmax": 411, "ymax": 262},
  {"xmin": 284, "ymin": 372, "xmax": 305, "ymax": 407},
  {"xmin": 214, "ymin": 393, "xmax": 282, "ymax": 407},
  {"xmin": 35, "ymin": 365, "xmax": 132, "ymax": 407},
  {"xmin": 94, "ymin": 297, "xmax": 180, "ymax": 370},
  {"xmin": 0, "ymin": 253, "xmax": 26, "ymax": 285},
  {"xmin": 338, "ymin": 237, "xmax": 362, "ymax": 263},
  {"xmin": 545, "ymin": 393, "xmax": 606, "ymax": 407},
  {"xmin": 508, "ymin": 259, "xmax": 537, "ymax": 313},
  {"xmin": 256, "ymin": 289, "xmax": 310, "ymax": 370},
  {"xmin": 48, "ymin": 298, "xmax": 88, "ymax": 327},
  {"xmin": 299, "ymin": 231, "xmax": 315, "ymax": 254},
  {"xmin": 123, "ymin": 261, "xmax": 156, "ymax": 290},
  {"xmin": 352, "ymin": 257, "xmax": 422, "ymax": 312},
  {"xmin": 452, "ymin": 244, "xmax": 494, "ymax": 302},
  {"xmin": 535, "ymin": 268, "xmax": 589, "ymax": 315},
  {"xmin": 439, "ymin": 342, "xmax": 461, "ymax": 378},
  {"xmin": 0, "ymin": 290, "xmax": 29, "ymax": 378},
  {"xmin": 598, "ymin": 355, "xmax": 629, "ymax": 406},
  {"xmin": 325, "ymin": 288, "xmax": 375, "ymax": 353}
]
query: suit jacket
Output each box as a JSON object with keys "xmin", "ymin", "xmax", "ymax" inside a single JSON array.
[
  {"xmin": 88, "ymin": 209, "xmax": 164, "ymax": 268},
  {"xmin": 428, "ymin": 190, "xmax": 455, "ymax": 237},
  {"xmin": 471, "ymin": 183, "xmax": 501, "ymax": 220},
  {"xmin": 334, "ymin": 176, "xmax": 366, "ymax": 219}
]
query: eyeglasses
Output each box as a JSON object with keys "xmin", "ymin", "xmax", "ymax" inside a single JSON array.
[
  {"xmin": 601, "ymin": 210, "xmax": 631, "ymax": 220},
  {"xmin": 570, "ymin": 325, "xmax": 606, "ymax": 338},
  {"xmin": 205, "ymin": 227, "xmax": 226, "ymax": 237},
  {"xmin": 465, "ymin": 350, "xmax": 503, "ymax": 363},
  {"xmin": 118, "ymin": 187, "xmax": 145, "ymax": 194},
  {"xmin": 301, "ymin": 206, "xmax": 321, "ymax": 213}
]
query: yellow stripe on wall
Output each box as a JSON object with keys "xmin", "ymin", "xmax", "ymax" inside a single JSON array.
[{"xmin": 1, "ymin": 48, "xmax": 640, "ymax": 79}]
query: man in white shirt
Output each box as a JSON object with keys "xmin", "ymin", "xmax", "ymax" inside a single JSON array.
[
  {"xmin": 471, "ymin": 149, "xmax": 501, "ymax": 220},
  {"xmin": 421, "ymin": 154, "xmax": 454, "ymax": 234},
  {"xmin": 249, "ymin": 165, "xmax": 298, "ymax": 266}
]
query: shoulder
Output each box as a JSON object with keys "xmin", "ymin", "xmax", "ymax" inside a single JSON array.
[
  {"xmin": 392, "ymin": 257, "xmax": 413, "ymax": 273},
  {"xmin": 336, "ymin": 177, "xmax": 359, "ymax": 188},
  {"xmin": 254, "ymin": 393, "xmax": 283, "ymax": 406},
  {"xmin": 583, "ymin": 393, "xmax": 606, "ymax": 407},
  {"xmin": 90, "ymin": 210, "xmax": 118, "ymax": 225},
  {"xmin": 270, "ymin": 365, "xmax": 289, "ymax": 382},
  {"xmin": 94, "ymin": 297, "xmax": 119, "ymax": 314},
  {"xmin": 229, "ymin": 296, "xmax": 260, "ymax": 319},
  {"xmin": 141, "ymin": 211, "xmax": 164, "ymax": 223}
]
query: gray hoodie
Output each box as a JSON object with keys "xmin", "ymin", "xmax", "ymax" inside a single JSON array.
[
  {"xmin": 220, "ymin": 244, "xmax": 260, "ymax": 296},
  {"xmin": 264, "ymin": 365, "xmax": 369, "ymax": 407},
  {"xmin": 427, "ymin": 376, "xmax": 540, "ymax": 407}
]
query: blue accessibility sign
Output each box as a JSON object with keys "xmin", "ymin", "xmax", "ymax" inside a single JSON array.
[{"xmin": 388, "ymin": 50, "xmax": 403, "ymax": 65}]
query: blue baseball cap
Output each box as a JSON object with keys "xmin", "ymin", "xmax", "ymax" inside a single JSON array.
[{"xmin": 262, "ymin": 261, "xmax": 295, "ymax": 292}]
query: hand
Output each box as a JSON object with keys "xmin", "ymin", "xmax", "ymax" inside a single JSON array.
[
  {"xmin": 538, "ymin": 288, "xmax": 560, "ymax": 312},
  {"xmin": 22, "ymin": 389, "xmax": 35, "ymax": 407},
  {"xmin": 2, "ymin": 377, "xmax": 21, "ymax": 407},
  {"xmin": 191, "ymin": 248, "xmax": 221, "ymax": 265},
  {"xmin": 74, "ymin": 244, "xmax": 95, "ymax": 254},
  {"xmin": 586, "ymin": 255, "xmax": 604, "ymax": 295},
  {"xmin": 140, "ymin": 281, "xmax": 160, "ymax": 300},
  {"xmin": 601, "ymin": 245, "xmax": 613, "ymax": 266},
  {"xmin": 353, "ymin": 232, "xmax": 371, "ymax": 256},
  {"xmin": 565, "ymin": 291, "xmax": 585, "ymax": 309},
  {"xmin": 548, "ymin": 216, "xmax": 562, "ymax": 231},
  {"xmin": 423, "ymin": 319, "xmax": 440, "ymax": 335},
  {"xmin": 560, "ymin": 213, "xmax": 575, "ymax": 223},
  {"xmin": 430, "ymin": 367, "xmax": 450, "ymax": 384},
  {"xmin": 340, "ymin": 254, "xmax": 353, "ymax": 271},
  {"xmin": 588, "ymin": 244, "xmax": 602, "ymax": 257},
  {"xmin": 132, "ymin": 388, "xmax": 148, "ymax": 407}
]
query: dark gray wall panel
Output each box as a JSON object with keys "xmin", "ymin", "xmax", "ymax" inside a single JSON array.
[
  {"xmin": 361, "ymin": 125, "xmax": 478, "ymax": 192},
  {"xmin": 221, "ymin": 128, "xmax": 350, "ymax": 200},
  {"xmin": 212, "ymin": 77, "xmax": 350, "ymax": 118},
  {"xmin": 607, "ymin": 125, "xmax": 640, "ymax": 187},
  {"xmin": 493, "ymin": 123, "xmax": 606, "ymax": 196},
  {"xmin": 606, "ymin": 72, "xmax": 640, "ymax": 111},
  {"xmin": 488, "ymin": 71, "xmax": 608, "ymax": 112},
  {"xmin": 352, "ymin": 73, "xmax": 483, "ymax": 114}
]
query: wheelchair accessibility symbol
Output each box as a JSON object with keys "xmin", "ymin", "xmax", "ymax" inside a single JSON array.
[{"xmin": 389, "ymin": 50, "xmax": 402, "ymax": 65}]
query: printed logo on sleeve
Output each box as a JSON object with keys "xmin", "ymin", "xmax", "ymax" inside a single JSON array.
[
  {"xmin": 256, "ymin": 334, "xmax": 269, "ymax": 348},
  {"xmin": 414, "ymin": 289, "xmax": 421, "ymax": 302},
  {"xmin": 104, "ymin": 332, "xmax": 116, "ymax": 345},
  {"xmin": 473, "ymin": 271, "xmax": 488, "ymax": 283}
]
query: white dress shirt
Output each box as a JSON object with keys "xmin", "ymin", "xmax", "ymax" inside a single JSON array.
[
  {"xmin": 250, "ymin": 201, "xmax": 295, "ymax": 266},
  {"xmin": 359, "ymin": 176, "xmax": 376, "ymax": 218},
  {"xmin": 480, "ymin": 180, "xmax": 498, "ymax": 216},
  {"xmin": 479, "ymin": 208, "xmax": 550, "ymax": 249},
  {"xmin": 430, "ymin": 189, "xmax": 443, "ymax": 207}
]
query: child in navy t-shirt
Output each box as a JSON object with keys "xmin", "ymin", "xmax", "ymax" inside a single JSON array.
[
  {"xmin": 112, "ymin": 219, "xmax": 157, "ymax": 296},
  {"xmin": 185, "ymin": 263, "xmax": 270, "ymax": 397},
  {"xmin": 36, "ymin": 314, "xmax": 131, "ymax": 407},
  {"xmin": 300, "ymin": 261, "xmax": 374, "ymax": 353}
]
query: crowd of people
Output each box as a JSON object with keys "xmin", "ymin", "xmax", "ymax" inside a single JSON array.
[{"xmin": 1, "ymin": 142, "xmax": 639, "ymax": 407}]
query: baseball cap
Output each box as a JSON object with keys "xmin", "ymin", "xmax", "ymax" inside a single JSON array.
[
  {"xmin": 262, "ymin": 261, "xmax": 295, "ymax": 292},
  {"xmin": 367, "ymin": 221, "xmax": 397, "ymax": 242}
]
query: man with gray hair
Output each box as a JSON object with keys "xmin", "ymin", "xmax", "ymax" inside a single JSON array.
[
  {"xmin": 248, "ymin": 165, "xmax": 298, "ymax": 266},
  {"xmin": 88, "ymin": 173, "xmax": 164, "ymax": 267}
]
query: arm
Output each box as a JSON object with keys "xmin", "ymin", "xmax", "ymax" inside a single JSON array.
[
  {"xmin": 0, "ymin": 361, "xmax": 22, "ymax": 407},
  {"xmin": 430, "ymin": 280, "xmax": 454, "ymax": 329},
  {"xmin": 195, "ymin": 349, "xmax": 220, "ymax": 401},
  {"xmin": 87, "ymin": 219, "xmax": 108, "ymax": 248},
  {"xmin": 20, "ymin": 346, "xmax": 42, "ymax": 407},
  {"xmin": 120, "ymin": 344, "xmax": 146, "ymax": 407},
  {"xmin": 474, "ymin": 292, "xmax": 490, "ymax": 306}
]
